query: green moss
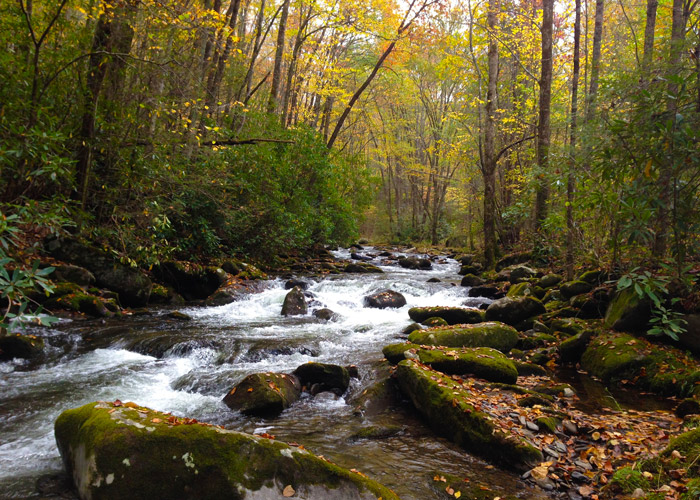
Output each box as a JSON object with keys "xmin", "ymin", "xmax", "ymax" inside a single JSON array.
[
  {"xmin": 422, "ymin": 316, "xmax": 449, "ymax": 327},
  {"xmin": 395, "ymin": 361, "xmax": 543, "ymax": 471},
  {"xmin": 506, "ymin": 282, "xmax": 532, "ymax": 298},
  {"xmin": 0, "ymin": 334, "xmax": 44, "ymax": 360},
  {"xmin": 46, "ymin": 292, "xmax": 112, "ymax": 317},
  {"xmin": 682, "ymin": 478, "xmax": 700, "ymax": 499},
  {"xmin": 408, "ymin": 307, "xmax": 485, "ymax": 325},
  {"xmin": 663, "ymin": 426, "xmax": 700, "ymax": 476},
  {"xmin": 52, "ymin": 282, "xmax": 84, "ymax": 297},
  {"xmin": 518, "ymin": 396, "xmax": 552, "ymax": 408},
  {"xmin": 537, "ymin": 274, "xmax": 563, "ymax": 289},
  {"xmin": 604, "ymin": 288, "xmax": 644, "ymax": 329},
  {"xmin": 516, "ymin": 333, "xmax": 556, "ymax": 351},
  {"xmin": 559, "ymin": 280, "xmax": 593, "ymax": 298},
  {"xmin": 604, "ymin": 467, "xmax": 649, "ymax": 496},
  {"xmin": 407, "ymin": 322, "xmax": 519, "ymax": 352},
  {"xmin": 578, "ymin": 269, "xmax": 607, "ymax": 285},
  {"xmin": 549, "ymin": 317, "xmax": 591, "ymax": 336},
  {"xmin": 382, "ymin": 343, "xmax": 420, "ymax": 364},
  {"xmin": 581, "ymin": 332, "xmax": 650, "ymax": 382},
  {"xmin": 55, "ymin": 401, "xmax": 399, "ymax": 500},
  {"xmin": 512, "ymin": 361, "xmax": 548, "ymax": 376},
  {"xmin": 428, "ymin": 472, "xmax": 519, "ymax": 500},
  {"xmin": 535, "ymin": 416, "xmax": 559, "ymax": 433},
  {"xmin": 294, "ymin": 362, "xmax": 350, "ymax": 393},
  {"xmin": 558, "ymin": 331, "xmax": 593, "ymax": 364}
]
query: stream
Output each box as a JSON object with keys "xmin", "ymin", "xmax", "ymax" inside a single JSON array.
[{"xmin": 0, "ymin": 248, "xmax": 667, "ymax": 499}]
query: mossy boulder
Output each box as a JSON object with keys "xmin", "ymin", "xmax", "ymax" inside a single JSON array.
[
  {"xmin": 363, "ymin": 289, "xmax": 406, "ymax": 309},
  {"xmin": 558, "ymin": 331, "xmax": 594, "ymax": 364},
  {"xmin": 496, "ymin": 252, "xmax": 531, "ymax": 271},
  {"xmin": 395, "ymin": 360, "xmax": 542, "ymax": 471},
  {"xmin": 383, "ymin": 343, "xmax": 517, "ymax": 383},
  {"xmin": 343, "ymin": 263, "xmax": 384, "ymax": 274},
  {"xmin": 294, "ymin": 362, "xmax": 350, "ymax": 395},
  {"xmin": 45, "ymin": 236, "xmax": 152, "ymax": 307},
  {"xmin": 408, "ymin": 306, "xmax": 485, "ymax": 325},
  {"xmin": 399, "ymin": 257, "xmax": 432, "ymax": 270},
  {"xmin": 55, "ymin": 401, "xmax": 399, "ymax": 500},
  {"xmin": 485, "ymin": 297, "xmax": 546, "ymax": 327},
  {"xmin": 516, "ymin": 332, "xmax": 556, "ymax": 351},
  {"xmin": 46, "ymin": 292, "xmax": 114, "ymax": 317},
  {"xmin": 549, "ymin": 317, "xmax": 590, "ymax": 336},
  {"xmin": 580, "ymin": 332, "xmax": 650, "ymax": 382},
  {"xmin": 421, "ymin": 316, "xmax": 448, "ymax": 327},
  {"xmin": 537, "ymin": 274, "xmax": 563, "ymax": 289},
  {"xmin": 604, "ymin": 288, "xmax": 651, "ymax": 332},
  {"xmin": 662, "ymin": 425, "xmax": 700, "ymax": 476},
  {"xmin": 458, "ymin": 264, "xmax": 481, "ymax": 276},
  {"xmin": 509, "ymin": 265, "xmax": 537, "ymax": 284},
  {"xmin": 53, "ymin": 265, "xmax": 96, "ymax": 286},
  {"xmin": 0, "ymin": 333, "xmax": 44, "ymax": 360},
  {"xmin": 559, "ymin": 280, "xmax": 593, "ymax": 299},
  {"xmin": 281, "ymin": 286, "xmax": 308, "ymax": 316},
  {"xmin": 468, "ymin": 285, "xmax": 502, "ymax": 299},
  {"xmin": 223, "ymin": 372, "xmax": 301, "ymax": 417},
  {"xmin": 506, "ymin": 282, "xmax": 533, "ymax": 298},
  {"xmin": 408, "ymin": 322, "xmax": 519, "ymax": 352},
  {"xmin": 148, "ymin": 284, "xmax": 184, "ymax": 306},
  {"xmin": 578, "ymin": 269, "xmax": 608, "ymax": 285},
  {"xmin": 152, "ymin": 261, "xmax": 227, "ymax": 301},
  {"xmin": 460, "ymin": 274, "xmax": 484, "ymax": 287},
  {"xmin": 601, "ymin": 467, "xmax": 650, "ymax": 498},
  {"xmin": 401, "ymin": 323, "xmax": 422, "ymax": 335}
]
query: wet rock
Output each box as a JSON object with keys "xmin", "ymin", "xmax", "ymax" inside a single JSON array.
[
  {"xmin": 485, "ymin": 296, "xmax": 546, "ymax": 327},
  {"xmin": 408, "ymin": 306, "xmax": 485, "ymax": 325},
  {"xmin": 294, "ymin": 362, "xmax": 350, "ymax": 395},
  {"xmin": 460, "ymin": 274, "xmax": 484, "ymax": 287},
  {"xmin": 350, "ymin": 425, "xmax": 403, "ymax": 440},
  {"xmin": 383, "ymin": 344, "xmax": 518, "ymax": 383},
  {"xmin": 344, "ymin": 263, "xmax": 384, "ymax": 274},
  {"xmin": 350, "ymin": 252, "xmax": 372, "ymax": 261},
  {"xmin": 398, "ymin": 257, "xmax": 432, "ymax": 270},
  {"xmin": 282, "ymin": 286, "xmax": 308, "ymax": 316},
  {"xmin": 563, "ymin": 420, "xmax": 578, "ymax": 435},
  {"xmin": 468, "ymin": 285, "xmax": 502, "ymax": 299},
  {"xmin": 421, "ymin": 316, "xmax": 449, "ymax": 327},
  {"xmin": 559, "ymin": 331, "xmax": 593, "ymax": 364},
  {"xmin": 363, "ymin": 289, "xmax": 406, "ymax": 309},
  {"xmin": 45, "ymin": 292, "xmax": 114, "ymax": 318},
  {"xmin": 604, "ymin": 288, "xmax": 651, "ymax": 332},
  {"xmin": 166, "ymin": 311, "xmax": 192, "ymax": 321},
  {"xmin": 395, "ymin": 360, "xmax": 543, "ymax": 471},
  {"xmin": 223, "ymin": 372, "xmax": 301, "ymax": 416},
  {"xmin": 285, "ymin": 278, "xmax": 310, "ymax": 290},
  {"xmin": 313, "ymin": 308, "xmax": 337, "ymax": 321},
  {"xmin": 402, "ymin": 323, "xmax": 423, "ymax": 335},
  {"xmin": 53, "ymin": 265, "xmax": 95, "ymax": 287},
  {"xmin": 124, "ymin": 333, "xmax": 219, "ymax": 359},
  {"xmin": 458, "ymin": 264, "xmax": 481, "ymax": 276},
  {"xmin": 427, "ymin": 277, "xmax": 441, "ymax": 283},
  {"xmin": 0, "ymin": 333, "xmax": 44, "ymax": 361},
  {"xmin": 55, "ymin": 401, "xmax": 399, "ymax": 499},
  {"xmin": 152, "ymin": 261, "xmax": 226, "ymax": 301},
  {"xmin": 560, "ymin": 280, "xmax": 593, "ymax": 299},
  {"xmin": 238, "ymin": 346, "xmax": 318, "ymax": 363},
  {"xmin": 36, "ymin": 473, "xmax": 76, "ymax": 499},
  {"xmin": 350, "ymin": 243, "xmax": 364, "ymax": 250},
  {"xmin": 149, "ymin": 284, "xmax": 185, "ymax": 306},
  {"xmin": 407, "ymin": 322, "xmax": 519, "ymax": 353},
  {"xmin": 456, "ymin": 254, "xmax": 475, "ymax": 265},
  {"xmin": 45, "ymin": 236, "xmax": 153, "ymax": 307}
]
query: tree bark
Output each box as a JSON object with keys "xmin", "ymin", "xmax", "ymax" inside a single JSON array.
[
  {"xmin": 268, "ymin": 0, "xmax": 290, "ymax": 114},
  {"xmin": 642, "ymin": 0, "xmax": 658, "ymax": 72},
  {"xmin": 534, "ymin": 0, "xmax": 554, "ymax": 231},
  {"xmin": 586, "ymin": 0, "xmax": 604, "ymax": 121},
  {"xmin": 566, "ymin": 0, "xmax": 582, "ymax": 280},
  {"xmin": 482, "ymin": 0, "xmax": 499, "ymax": 269}
]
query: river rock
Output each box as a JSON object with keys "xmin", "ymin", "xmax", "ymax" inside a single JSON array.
[
  {"xmin": 45, "ymin": 236, "xmax": 152, "ymax": 307},
  {"xmin": 558, "ymin": 331, "xmax": 594, "ymax": 364},
  {"xmin": 383, "ymin": 344, "xmax": 517, "ymax": 384},
  {"xmin": 294, "ymin": 362, "xmax": 350, "ymax": 395},
  {"xmin": 468, "ymin": 285, "xmax": 502, "ymax": 299},
  {"xmin": 537, "ymin": 273, "xmax": 563, "ymax": 289},
  {"xmin": 285, "ymin": 278, "xmax": 310, "ymax": 290},
  {"xmin": 153, "ymin": 261, "xmax": 227, "ymax": 301},
  {"xmin": 496, "ymin": 252, "xmax": 532, "ymax": 271},
  {"xmin": 52, "ymin": 265, "xmax": 95, "ymax": 287},
  {"xmin": 395, "ymin": 360, "xmax": 542, "ymax": 471},
  {"xmin": 485, "ymin": 297, "xmax": 546, "ymax": 327},
  {"xmin": 363, "ymin": 289, "xmax": 406, "ymax": 309},
  {"xmin": 350, "ymin": 253, "xmax": 372, "ymax": 261},
  {"xmin": 604, "ymin": 288, "xmax": 651, "ymax": 332},
  {"xmin": 421, "ymin": 316, "xmax": 449, "ymax": 327},
  {"xmin": 282, "ymin": 286, "xmax": 308, "ymax": 316},
  {"xmin": 313, "ymin": 308, "xmax": 338, "ymax": 321},
  {"xmin": 509, "ymin": 266, "xmax": 537, "ymax": 284},
  {"xmin": 398, "ymin": 257, "xmax": 432, "ymax": 270},
  {"xmin": 559, "ymin": 280, "xmax": 593, "ymax": 299},
  {"xmin": 408, "ymin": 306, "xmax": 485, "ymax": 325},
  {"xmin": 55, "ymin": 401, "xmax": 398, "ymax": 500},
  {"xmin": 407, "ymin": 322, "xmax": 519, "ymax": 352},
  {"xmin": 343, "ymin": 263, "xmax": 384, "ymax": 274},
  {"xmin": 460, "ymin": 274, "xmax": 484, "ymax": 287},
  {"xmin": 0, "ymin": 333, "xmax": 44, "ymax": 361},
  {"xmin": 223, "ymin": 372, "xmax": 301, "ymax": 416}
]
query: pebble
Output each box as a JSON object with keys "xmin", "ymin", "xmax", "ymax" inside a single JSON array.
[
  {"xmin": 554, "ymin": 441, "xmax": 568, "ymax": 454},
  {"xmin": 544, "ymin": 446, "xmax": 560, "ymax": 459},
  {"xmin": 632, "ymin": 488, "xmax": 645, "ymax": 498},
  {"xmin": 574, "ymin": 459, "xmax": 592, "ymax": 470},
  {"xmin": 570, "ymin": 471, "xmax": 589, "ymax": 482},
  {"xmin": 563, "ymin": 388, "xmax": 575, "ymax": 397},
  {"xmin": 526, "ymin": 421, "xmax": 539, "ymax": 432},
  {"xmin": 563, "ymin": 420, "xmax": 578, "ymax": 434}
]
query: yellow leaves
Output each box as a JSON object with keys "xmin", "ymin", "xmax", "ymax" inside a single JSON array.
[{"xmin": 282, "ymin": 485, "xmax": 295, "ymax": 497}]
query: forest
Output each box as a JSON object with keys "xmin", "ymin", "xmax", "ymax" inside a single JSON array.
[{"xmin": 1, "ymin": 0, "xmax": 700, "ymax": 499}]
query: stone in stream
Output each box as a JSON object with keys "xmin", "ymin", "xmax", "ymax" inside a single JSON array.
[
  {"xmin": 284, "ymin": 278, "xmax": 310, "ymax": 290},
  {"xmin": 55, "ymin": 401, "xmax": 399, "ymax": 500},
  {"xmin": 382, "ymin": 344, "xmax": 518, "ymax": 384},
  {"xmin": 394, "ymin": 360, "xmax": 543, "ymax": 471},
  {"xmin": 343, "ymin": 263, "xmax": 384, "ymax": 274},
  {"xmin": 313, "ymin": 308, "xmax": 338, "ymax": 321},
  {"xmin": 407, "ymin": 322, "xmax": 519, "ymax": 353},
  {"xmin": 485, "ymin": 296, "xmax": 546, "ymax": 327},
  {"xmin": 223, "ymin": 372, "xmax": 301, "ymax": 416},
  {"xmin": 152, "ymin": 261, "xmax": 227, "ymax": 301},
  {"xmin": 0, "ymin": 334, "xmax": 44, "ymax": 361},
  {"xmin": 281, "ymin": 286, "xmax": 308, "ymax": 316},
  {"xmin": 408, "ymin": 306, "xmax": 485, "ymax": 325},
  {"xmin": 398, "ymin": 257, "xmax": 432, "ymax": 270},
  {"xmin": 363, "ymin": 289, "xmax": 406, "ymax": 309},
  {"xmin": 294, "ymin": 362, "xmax": 350, "ymax": 395}
]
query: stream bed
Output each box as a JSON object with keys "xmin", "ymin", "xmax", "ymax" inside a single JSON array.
[{"xmin": 0, "ymin": 249, "xmax": 668, "ymax": 499}]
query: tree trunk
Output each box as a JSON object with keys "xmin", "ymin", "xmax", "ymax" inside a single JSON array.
[
  {"xmin": 482, "ymin": 0, "xmax": 499, "ymax": 269},
  {"xmin": 586, "ymin": 0, "xmax": 604, "ymax": 121},
  {"xmin": 534, "ymin": 0, "xmax": 554, "ymax": 231},
  {"xmin": 642, "ymin": 0, "xmax": 658, "ymax": 72},
  {"xmin": 566, "ymin": 0, "xmax": 581, "ymax": 280},
  {"xmin": 268, "ymin": 0, "xmax": 290, "ymax": 114}
]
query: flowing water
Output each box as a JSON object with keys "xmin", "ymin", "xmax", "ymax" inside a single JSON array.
[{"xmin": 0, "ymin": 249, "xmax": 565, "ymax": 499}]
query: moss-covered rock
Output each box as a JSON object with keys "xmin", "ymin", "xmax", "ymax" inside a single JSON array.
[
  {"xmin": 485, "ymin": 297, "xmax": 546, "ymax": 327},
  {"xmin": 294, "ymin": 362, "xmax": 350, "ymax": 394},
  {"xmin": 549, "ymin": 317, "xmax": 589, "ymax": 336},
  {"xmin": 0, "ymin": 333, "xmax": 44, "ymax": 360},
  {"xmin": 421, "ymin": 316, "xmax": 448, "ymax": 327},
  {"xmin": 53, "ymin": 265, "xmax": 96, "ymax": 286},
  {"xmin": 407, "ymin": 322, "xmax": 519, "ymax": 352},
  {"xmin": 408, "ymin": 306, "xmax": 485, "ymax": 325},
  {"xmin": 383, "ymin": 344, "xmax": 517, "ymax": 383},
  {"xmin": 153, "ymin": 261, "xmax": 226, "ymax": 301},
  {"xmin": 394, "ymin": 360, "xmax": 543, "ymax": 471},
  {"xmin": 512, "ymin": 361, "xmax": 548, "ymax": 376},
  {"xmin": 460, "ymin": 274, "xmax": 484, "ymax": 287},
  {"xmin": 602, "ymin": 467, "xmax": 650, "ymax": 498},
  {"xmin": 559, "ymin": 280, "xmax": 593, "ymax": 299},
  {"xmin": 537, "ymin": 274, "xmax": 563, "ymax": 289},
  {"xmin": 496, "ymin": 252, "xmax": 531, "ymax": 272},
  {"xmin": 509, "ymin": 265, "xmax": 537, "ymax": 284},
  {"xmin": 578, "ymin": 269, "xmax": 608, "ymax": 285},
  {"xmin": 558, "ymin": 331, "xmax": 593, "ymax": 364},
  {"xmin": 506, "ymin": 282, "xmax": 533, "ymax": 298},
  {"xmin": 46, "ymin": 292, "xmax": 114, "ymax": 318},
  {"xmin": 223, "ymin": 372, "xmax": 301, "ymax": 417},
  {"xmin": 363, "ymin": 289, "xmax": 406, "ymax": 309},
  {"xmin": 402, "ymin": 323, "xmax": 422, "ymax": 335},
  {"xmin": 604, "ymin": 288, "xmax": 651, "ymax": 332},
  {"xmin": 468, "ymin": 285, "xmax": 502, "ymax": 299},
  {"xmin": 343, "ymin": 263, "xmax": 384, "ymax": 274},
  {"xmin": 55, "ymin": 401, "xmax": 399, "ymax": 500},
  {"xmin": 282, "ymin": 286, "xmax": 308, "ymax": 316},
  {"xmin": 516, "ymin": 332, "xmax": 557, "ymax": 351}
]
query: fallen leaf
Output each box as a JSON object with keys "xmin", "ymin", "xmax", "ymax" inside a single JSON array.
[{"xmin": 282, "ymin": 485, "xmax": 295, "ymax": 497}]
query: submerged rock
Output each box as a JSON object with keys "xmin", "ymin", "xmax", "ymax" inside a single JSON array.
[
  {"xmin": 408, "ymin": 306, "xmax": 485, "ymax": 325},
  {"xmin": 55, "ymin": 401, "xmax": 399, "ymax": 500},
  {"xmin": 313, "ymin": 308, "xmax": 338, "ymax": 321},
  {"xmin": 395, "ymin": 360, "xmax": 542, "ymax": 471},
  {"xmin": 0, "ymin": 333, "xmax": 44, "ymax": 361},
  {"xmin": 282, "ymin": 286, "xmax": 308, "ymax": 316},
  {"xmin": 363, "ymin": 289, "xmax": 406, "ymax": 309},
  {"xmin": 407, "ymin": 322, "xmax": 519, "ymax": 353},
  {"xmin": 223, "ymin": 372, "xmax": 301, "ymax": 416}
]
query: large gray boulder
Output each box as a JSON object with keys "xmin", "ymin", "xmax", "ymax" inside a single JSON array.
[
  {"xmin": 281, "ymin": 286, "xmax": 308, "ymax": 316},
  {"xmin": 485, "ymin": 296, "xmax": 546, "ymax": 327},
  {"xmin": 363, "ymin": 289, "xmax": 406, "ymax": 309},
  {"xmin": 55, "ymin": 401, "xmax": 399, "ymax": 500}
]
